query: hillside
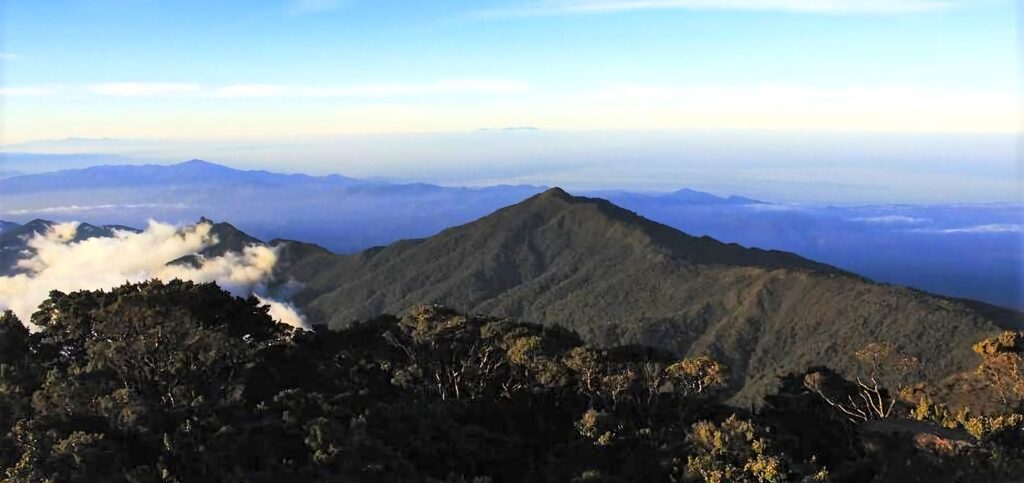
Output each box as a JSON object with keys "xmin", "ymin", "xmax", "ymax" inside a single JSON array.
[
  {"xmin": 8, "ymin": 282, "xmax": 1023, "ymax": 481},
  {"xmin": 278, "ymin": 188, "xmax": 1024, "ymax": 404}
]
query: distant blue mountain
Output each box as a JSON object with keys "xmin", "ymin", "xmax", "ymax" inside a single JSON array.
[
  {"xmin": 0, "ymin": 152, "xmax": 134, "ymax": 178},
  {"xmin": 0, "ymin": 160, "xmax": 549, "ymax": 253},
  {"xmin": 590, "ymin": 188, "xmax": 762, "ymax": 206},
  {"xmin": 0, "ymin": 160, "xmax": 767, "ymax": 253},
  {"xmin": 0, "ymin": 159, "xmax": 361, "ymax": 193},
  {"xmin": 1, "ymin": 160, "xmax": 1019, "ymax": 310}
]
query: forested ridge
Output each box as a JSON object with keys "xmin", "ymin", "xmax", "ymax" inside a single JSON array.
[
  {"xmin": 280, "ymin": 188, "xmax": 1024, "ymax": 405},
  {"xmin": 1, "ymin": 280, "xmax": 1022, "ymax": 482}
]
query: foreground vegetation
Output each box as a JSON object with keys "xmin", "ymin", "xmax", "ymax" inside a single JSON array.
[{"xmin": 0, "ymin": 280, "xmax": 1021, "ymax": 482}]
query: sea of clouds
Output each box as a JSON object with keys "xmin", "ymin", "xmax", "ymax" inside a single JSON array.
[{"xmin": 0, "ymin": 220, "xmax": 307, "ymax": 329}]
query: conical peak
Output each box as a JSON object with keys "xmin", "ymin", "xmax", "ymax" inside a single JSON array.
[{"xmin": 536, "ymin": 187, "xmax": 573, "ymax": 201}]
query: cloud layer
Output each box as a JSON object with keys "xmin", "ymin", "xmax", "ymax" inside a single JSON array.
[
  {"xmin": 915, "ymin": 223, "xmax": 1024, "ymax": 234},
  {"xmin": 1, "ymin": 80, "xmax": 530, "ymax": 98},
  {"xmin": 0, "ymin": 221, "xmax": 308, "ymax": 329},
  {"xmin": 851, "ymin": 215, "xmax": 928, "ymax": 224},
  {"xmin": 0, "ymin": 87, "xmax": 55, "ymax": 97},
  {"xmin": 86, "ymin": 82, "xmax": 203, "ymax": 96},
  {"xmin": 3, "ymin": 203, "xmax": 189, "ymax": 216}
]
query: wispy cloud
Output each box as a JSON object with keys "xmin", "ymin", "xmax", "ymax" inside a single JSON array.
[
  {"xmin": 569, "ymin": 83, "xmax": 1016, "ymax": 132},
  {"xmin": 0, "ymin": 87, "xmax": 55, "ymax": 97},
  {"xmin": 86, "ymin": 82, "xmax": 203, "ymax": 96},
  {"xmin": 470, "ymin": 0, "xmax": 957, "ymax": 17},
  {"xmin": 915, "ymin": 223, "xmax": 1024, "ymax": 234},
  {"xmin": 578, "ymin": 83, "xmax": 987, "ymax": 104},
  {"xmin": 851, "ymin": 215, "xmax": 927, "ymax": 224},
  {"xmin": 214, "ymin": 80, "xmax": 530, "ymax": 97},
  {"xmin": 0, "ymin": 52, "xmax": 20, "ymax": 61},
  {"xmin": 11, "ymin": 80, "xmax": 528, "ymax": 99},
  {"xmin": 742, "ymin": 203, "xmax": 808, "ymax": 212},
  {"xmin": 288, "ymin": 0, "xmax": 347, "ymax": 14},
  {"xmin": 3, "ymin": 203, "xmax": 190, "ymax": 216}
]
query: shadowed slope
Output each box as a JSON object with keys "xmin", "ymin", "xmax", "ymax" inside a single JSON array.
[{"xmin": 278, "ymin": 188, "xmax": 1023, "ymax": 404}]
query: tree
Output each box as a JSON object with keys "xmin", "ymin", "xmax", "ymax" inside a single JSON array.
[
  {"xmin": 681, "ymin": 415, "xmax": 825, "ymax": 483},
  {"xmin": 806, "ymin": 342, "xmax": 918, "ymax": 422},
  {"xmin": 972, "ymin": 331, "xmax": 1024, "ymax": 405},
  {"xmin": 0, "ymin": 311, "xmax": 39, "ymax": 471},
  {"xmin": 665, "ymin": 356, "xmax": 727, "ymax": 399}
]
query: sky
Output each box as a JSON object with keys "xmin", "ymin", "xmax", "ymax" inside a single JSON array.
[
  {"xmin": 0, "ymin": 0, "xmax": 1021, "ymax": 203},
  {"xmin": 1, "ymin": 0, "xmax": 1020, "ymax": 142}
]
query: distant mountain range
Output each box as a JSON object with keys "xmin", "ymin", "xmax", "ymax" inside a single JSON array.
[
  {"xmin": 3, "ymin": 189, "xmax": 1021, "ymax": 404},
  {"xmin": 0, "ymin": 159, "xmax": 360, "ymax": 193},
  {"xmin": 0, "ymin": 160, "xmax": 547, "ymax": 253},
  {"xmin": 0, "ymin": 159, "xmax": 756, "ymax": 251},
  {"xmin": 0, "ymin": 158, "xmax": 757, "ymax": 203},
  {"xmin": 586, "ymin": 188, "xmax": 761, "ymax": 206},
  {"xmin": 0, "ymin": 152, "xmax": 135, "ymax": 178},
  {"xmin": 0, "ymin": 159, "xmax": 1020, "ymax": 310}
]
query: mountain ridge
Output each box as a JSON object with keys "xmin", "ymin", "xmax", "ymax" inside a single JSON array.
[
  {"xmin": 0, "ymin": 159, "xmax": 364, "ymax": 193},
  {"xmin": 273, "ymin": 188, "xmax": 1022, "ymax": 404},
  {"xmin": 2, "ymin": 191, "xmax": 1021, "ymax": 404},
  {"xmin": 0, "ymin": 159, "xmax": 761, "ymax": 205}
]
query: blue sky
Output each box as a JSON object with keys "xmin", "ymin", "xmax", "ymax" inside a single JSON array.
[{"xmin": 1, "ymin": 0, "xmax": 1019, "ymax": 142}]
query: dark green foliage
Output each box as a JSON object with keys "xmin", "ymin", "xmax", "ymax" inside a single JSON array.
[
  {"xmin": 1, "ymin": 281, "xmax": 1021, "ymax": 482},
  {"xmin": 762, "ymin": 368, "xmax": 1024, "ymax": 482},
  {"xmin": 0, "ymin": 311, "xmax": 37, "ymax": 469},
  {"xmin": 0, "ymin": 281, "xmax": 813, "ymax": 482}
]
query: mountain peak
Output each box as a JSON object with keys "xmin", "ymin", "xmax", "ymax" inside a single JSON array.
[
  {"xmin": 175, "ymin": 159, "xmax": 231, "ymax": 170},
  {"xmin": 535, "ymin": 187, "xmax": 574, "ymax": 201},
  {"xmin": 278, "ymin": 193, "xmax": 1021, "ymax": 405},
  {"xmin": 490, "ymin": 186, "xmax": 845, "ymax": 275}
]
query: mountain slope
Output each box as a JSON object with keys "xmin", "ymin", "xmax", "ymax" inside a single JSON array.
[{"xmin": 278, "ymin": 188, "xmax": 1023, "ymax": 404}]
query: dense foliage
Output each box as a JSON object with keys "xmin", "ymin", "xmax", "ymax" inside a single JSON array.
[{"xmin": 0, "ymin": 280, "xmax": 1021, "ymax": 482}]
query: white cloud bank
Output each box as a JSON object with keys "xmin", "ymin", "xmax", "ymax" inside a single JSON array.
[
  {"xmin": 470, "ymin": 0, "xmax": 959, "ymax": 17},
  {"xmin": 0, "ymin": 221, "xmax": 308, "ymax": 330}
]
